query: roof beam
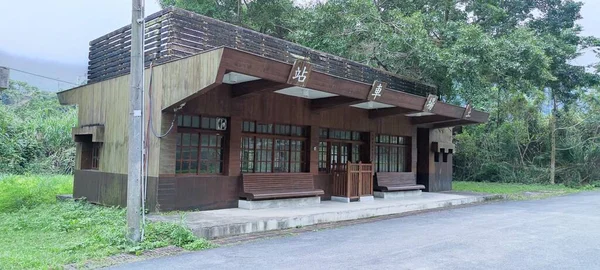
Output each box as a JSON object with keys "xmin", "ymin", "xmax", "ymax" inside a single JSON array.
[
  {"xmin": 369, "ymin": 107, "xmax": 419, "ymax": 119},
  {"xmin": 311, "ymin": 96, "xmax": 363, "ymax": 112},
  {"xmin": 431, "ymin": 119, "xmax": 477, "ymax": 129},
  {"xmin": 231, "ymin": 79, "xmax": 290, "ymax": 98},
  {"xmin": 410, "ymin": 115, "xmax": 456, "ymax": 125},
  {"xmin": 220, "ymin": 48, "xmax": 489, "ymax": 123}
]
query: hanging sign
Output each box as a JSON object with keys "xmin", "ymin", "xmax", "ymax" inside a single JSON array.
[
  {"xmin": 423, "ymin": 94, "xmax": 438, "ymax": 112},
  {"xmin": 216, "ymin": 118, "xmax": 228, "ymax": 131},
  {"xmin": 367, "ymin": 80, "xmax": 387, "ymax": 101},
  {"xmin": 463, "ymin": 103, "xmax": 472, "ymax": 119},
  {"xmin": 287, "ymin": 60, "xmax": 313, "ymax": 87}
]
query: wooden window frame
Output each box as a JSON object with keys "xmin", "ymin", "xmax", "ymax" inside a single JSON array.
[
  {"xmin": 175, "ymin": 114, "xmax": 227, "ymax": 175},
  {"xmin": 374, "ymin": 134, "xmax": 411, "ymax": 173},
  {"xmin": 241, "ymin": 120, "xmax": 308, "ymax": 173},
  {"xmin": 175, "ymin": 131, "xmax": 225, "ymax": 175},
  {"xmin": 90, "ymin": 143, "xmax": 101, "ymax": 170},
  {"xmin": 318, "ymin": 128, "xmax": 366, "ymax": 173}
]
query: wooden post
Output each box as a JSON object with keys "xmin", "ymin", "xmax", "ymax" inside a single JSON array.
[
  {"xmin": 0, "ymin": 67, "xmax": 9, "ymax": 90},
  {"xmin": 358, "ymin": 162, "xmax": 362, "ymax": 196},
  {"xmin": 346, "ymin": 162, "xmax": 351, "ymax": 198},
  {"xmin": 127, "ymin": 0, "xmax": 145, "ymax": 243}
]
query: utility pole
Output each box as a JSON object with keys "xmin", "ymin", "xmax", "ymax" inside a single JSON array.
[
  {"xmin": 127, "ymin": 0, "xmax": 144, "ymax": 242},
  {"xmin": 0, "ymin": 66, "xmax": 9, "ymax": 91}
]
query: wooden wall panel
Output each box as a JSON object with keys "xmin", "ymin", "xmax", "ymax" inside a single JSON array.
[
  {"xmin": 157, "ymin": 175, "xmax": 240, "ymax": 211},
  {"xmin": 58, "ymin": 49, "xmax": 225, "ymax": 177},
  {"xmin": 313, "ymin": 174, "xmax": 332, "ymax": 200},
  {"xmin": 180, "ymin": 84, "xmax": 232, "ymax": 116},
  {"xmin": 74, "ymin": 170, "xmax": 159, "ymax": 211},
  {"xmin": 157, "ymin": 48, "xmax": 223, "ymax": 110}
]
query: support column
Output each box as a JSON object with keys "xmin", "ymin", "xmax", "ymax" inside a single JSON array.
[
  {"xmin": 308, "ymin": 112, "xmax": 320, "ymax": 174},
  {"xmin": 227, "ymin": 116, "xmax": 242, "ymax": 176}
]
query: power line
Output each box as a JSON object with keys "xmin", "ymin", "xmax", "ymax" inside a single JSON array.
[{"xmin": 7, "ymin": 67, "xmax": 80, "ymax": 86}]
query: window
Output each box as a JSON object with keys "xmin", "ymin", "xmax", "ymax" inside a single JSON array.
[
  {"xmin": 91, "ymin": 143, "xmax": 101, "ymax": 170},
  {"xmin": 318, "ymin": 128, "xmax": 365, "ymax": 172},
  {"xmin": 374, "ymin": 134, "xmax": 411, "ymax": 172},
  {"xmin": 81, "ymin": 140, "xmax": 101, "ymax": 170},
  {"xmin": 318, "ymin": 141, "xmax": 328, "ymax": 172},
  {"xmin": 241, "ymin": 121, "xmax": 307, "ymax": 173},
  {"xmin": 175, "ymin": 115, "xmax": 225, "ymax": 174}
]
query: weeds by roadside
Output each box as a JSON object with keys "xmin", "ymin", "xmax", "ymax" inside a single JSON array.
[{"xmin": 0, "ymin": 175, "xmax": 213, "ymax": 269}]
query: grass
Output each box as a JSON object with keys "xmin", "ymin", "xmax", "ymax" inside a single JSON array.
[
  {"xmin": 453, "ymin": 181, "xmax": 592, "ymax": 199},
  {"xmin": 0, "ymin": 175, "xmax": 214, "ymax": 269}
]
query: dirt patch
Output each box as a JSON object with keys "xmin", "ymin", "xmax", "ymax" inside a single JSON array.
[{"xmin": 64, "ymin": 246, "xmax": 187, "ymax": 269}]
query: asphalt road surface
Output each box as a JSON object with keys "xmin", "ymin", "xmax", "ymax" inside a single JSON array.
[{"xmin": 110, "ymin": 192, "xmax": 600, "ymax": 270}]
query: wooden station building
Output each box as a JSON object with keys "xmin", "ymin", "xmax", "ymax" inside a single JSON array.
[{"xmin": 57, "ymin": 8, "xmax": 488, "ymax": 212}]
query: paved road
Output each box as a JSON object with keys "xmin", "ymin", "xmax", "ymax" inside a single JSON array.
[{"xmin": 111, "ymin": 192, "xmax": 600, "ymax": 270}]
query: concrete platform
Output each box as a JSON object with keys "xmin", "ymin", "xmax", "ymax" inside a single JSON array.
[
  {"xmin": 149, "ymin": 192, "xmax": 493, "ymax": 239},
  {"xmin": 238, "ymin": 197, "xmax": 320, "ymax": 210}
]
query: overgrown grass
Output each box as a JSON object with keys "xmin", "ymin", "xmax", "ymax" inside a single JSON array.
[
  {"xmin": 0, "ymin": 175, "xmax": 214, "ymax": 269},
  {"xmin": 0, "ymin": 175, "xmax": 72, "ymax": 212},
  {"xmin": 453, "ymin": 181, "xmax": 592, "ymax": 199}
]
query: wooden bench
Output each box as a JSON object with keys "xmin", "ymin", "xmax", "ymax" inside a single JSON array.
[
  {"xmin": 241, "ymin": 173, "xmax": 324, "ymax": 200},
  {"xmin": 374, "ymin": 173, "xmax": 425, "ymax": 192}
]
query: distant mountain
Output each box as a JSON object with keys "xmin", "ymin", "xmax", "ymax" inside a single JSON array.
[{"xmin": 0, "ymin": 50, "xmax": 87, "ymax": 92}]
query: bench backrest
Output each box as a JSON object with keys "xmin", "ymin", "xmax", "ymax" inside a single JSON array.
[
  {"xmin": 242, "ymin": 173, "xmax": 315, "ymax": 193},
  {"xmin": 375, "ymin": 172, "xmax": 416, "ymax": 187}
]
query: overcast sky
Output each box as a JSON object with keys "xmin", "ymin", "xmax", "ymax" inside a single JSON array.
[{"xmin": 0, "ymin": 0, "xmax": 598, "ymax": 68}]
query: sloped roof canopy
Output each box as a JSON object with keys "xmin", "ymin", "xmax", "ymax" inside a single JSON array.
[{"xmin": 61, "ymin": 47, "xmax": 488, "ymax": 127}]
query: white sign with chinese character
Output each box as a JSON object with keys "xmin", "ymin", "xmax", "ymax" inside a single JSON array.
[
  {"xmin": 463, "ymin": 103, "xmax": 473, "ymax": 119},
  {"xmin": 367, "ymin": 80, "xmax": 387, "ymax": 101},
  {"xmin": 423, "ymin": 94, "xmax": 438, "ymax": 112},
  {"xmin": 287, "ymin": 60, "xmax": 312, "ymax": 87}
]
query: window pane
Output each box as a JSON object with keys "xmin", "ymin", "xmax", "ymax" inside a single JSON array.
[
  {"xmin": 177, "ymin": 115, "xmax": 183, "ymax": 126},
  {"xmin": 201, "ymin": 134, "xmax": 209, "ymax": 146},
  {"xmin": 209, "ymin": 135, "xmax": 217, "ymax": 147},
  {"xmin": 192, "ymin": 116, "xmax": 200, "ymax": 128},
  {"xmin": 190, "ymin": 160, "xmax": 198, "ymax": 173},
  {"xmin": 190, "ymin": 148, "xmax": 198, "ymax": 161},
  {"xmin": 320, "ymin": 128, "xmax": 328, "ymax": 138},
  {"xmin": 182, "ymin": 133, "xmax": 190, "ymax": 146},
  {"xmin": 201, "ymin": 117, "xmax": 210, "ymax": 129},
  {"xmin": 190, "ymin": 134, "xmax": 199, "ymax": 146},
  {"xmin": 209, "ymin": 118, "xmax": 216, "ymax": 129},
  {"xmin": 182, "ymin": 161, "xmax": 189, "ymax": 173},
  {"xmin": 183, "ymin": 115, "xmax": 191, "ymax": 127}
]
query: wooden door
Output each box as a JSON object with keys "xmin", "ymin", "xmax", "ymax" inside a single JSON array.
[{"xmin": 330, "ymin": 142, "xmax": 350, "ymax": 170}]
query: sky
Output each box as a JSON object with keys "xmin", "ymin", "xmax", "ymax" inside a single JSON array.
[
  {"xmin": 0, "ymin": 0, "xmax": 162, "ymax": 65},
  {"xmin": 0, "ymin": 0, "xmax": 598, "ymax": 88}
]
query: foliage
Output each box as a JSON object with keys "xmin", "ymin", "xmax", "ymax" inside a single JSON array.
[
  {"xmin": 454, "ymin": 89, "xmax": 600, "ymax": 187},
  {"xmin": 0, "ymin": 81, "xmax": 76, "ymax": 174},
  {"xmin": 0, "ymin": 175, "xmax": 213, "ymax": 269},
  {"xmin": 162, "ymin": 0, "xmax": 600, "ymax": 186}
]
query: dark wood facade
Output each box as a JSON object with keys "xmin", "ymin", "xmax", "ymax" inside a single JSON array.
[{"xmin": 152, "ymin": 85, "xmax": 420, "ymax": 211}]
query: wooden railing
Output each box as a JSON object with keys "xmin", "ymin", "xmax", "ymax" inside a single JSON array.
[{"xmin": 331, "ymin": 162, "xmax": 374, "ymax": 199}]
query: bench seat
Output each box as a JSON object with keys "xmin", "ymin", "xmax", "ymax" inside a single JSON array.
[
  {"xmin": 376, "ymin": 185, "xmax": 425, "ymax": 192},
  {"xmin": 242, "ymin": 173, "xmax": 324, "ymax": 201},
  {"xmin": 374, "ymin": 172, "xmax": 425, "ymax": 192},
  {"xmin": 243, "ymin": 189, "xmax": 324, "ymax": 200}
]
